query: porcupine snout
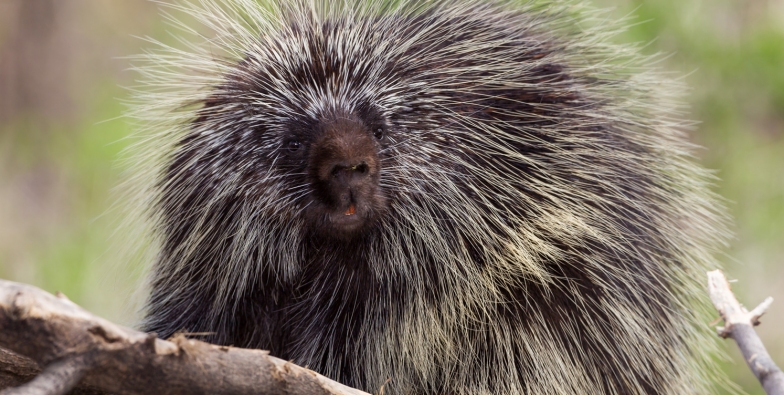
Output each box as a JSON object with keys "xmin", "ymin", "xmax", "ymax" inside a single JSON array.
[{"xmin": 306, "ymin": 114, "xmax": 383, "ymax": 238}]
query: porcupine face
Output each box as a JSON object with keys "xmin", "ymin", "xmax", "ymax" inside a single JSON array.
[
  {"xmin": 291, "ymin": 109, "xmax": 388, "ymax": 240},
  {"xmin": 174, "ymin": 18, "xmax": 405, "ymax": 244},
  {"xmin": 233, "ymin": 76, "xmax": 393, "ymax": 241}
]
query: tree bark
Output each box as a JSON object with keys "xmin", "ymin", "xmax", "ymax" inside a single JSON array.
[{"xmin": 0, "ymin": 279, "xmax": 370, "ymax": 395}]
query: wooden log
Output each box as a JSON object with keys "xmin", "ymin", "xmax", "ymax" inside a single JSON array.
[{"xmin": 0, "ymin": 279, "xmax": 370, "ymax": 395}]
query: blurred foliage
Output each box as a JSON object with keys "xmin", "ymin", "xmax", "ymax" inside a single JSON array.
[
  {"xmin": 0, "ymin": 0, "xmax": 159, "ymax": 324},
  {"xmin": 0, "ymin": 0, "xmax": 782, "ymax": 394}
]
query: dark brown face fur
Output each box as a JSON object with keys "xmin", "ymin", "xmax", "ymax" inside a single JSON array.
[{"xmin": 304, "ymin": 114, "xmax": 386, "ymax": 240}]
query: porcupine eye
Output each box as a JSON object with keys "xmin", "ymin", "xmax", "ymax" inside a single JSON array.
[
  {"xmin": 373, "ymin": 127, "xmax": 384, "ymax": 140},
  {"xmin": 287, "ymin": 140, "xmax": 302, "ymax": 152}
]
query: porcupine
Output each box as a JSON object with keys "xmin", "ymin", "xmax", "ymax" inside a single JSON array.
[{"xmin": 132, "ymin": 0, "xmax": 730, "ymax": 393}]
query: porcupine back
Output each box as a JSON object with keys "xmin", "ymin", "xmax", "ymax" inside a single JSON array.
[{"xmin": 129, "ymin": 0, "xmax": 730, "ymax": 393}]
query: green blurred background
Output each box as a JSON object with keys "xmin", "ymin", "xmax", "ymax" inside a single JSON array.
[{"xmin": 0, "ymin": 0, "xmax": 781, "ymax": 393}]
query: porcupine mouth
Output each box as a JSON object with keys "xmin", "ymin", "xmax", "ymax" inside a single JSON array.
[
  {"xmin": 326, "ymin": 200, "xmax": 367, "ymax": 235},
  {"xmin": 313, "ymin": 183, "xmax": 385, "ymax": 240},
  {"xmin": 304, "ymin": 175, "xmax": 383, "ymax": 240}
]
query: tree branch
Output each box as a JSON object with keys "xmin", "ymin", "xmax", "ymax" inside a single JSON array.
[
  {"xmin": 1, "ymin": 355, "xmax": 92, "ymax": 395},
  {"xmin": 0, "ymin": 279, "xmax": 370, "ymax": 395},
  {"xmin": 707, "ymin": 270, "xmax": 784, "ymax": 395}
]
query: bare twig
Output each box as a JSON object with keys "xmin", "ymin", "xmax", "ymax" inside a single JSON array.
[
  {"xmin": 707, "ymin": 270, "xmax": 784, "ymax": 395},
  {"xmin": 0, "ymin": 279, "xmax": 370, "ymax": 395}
]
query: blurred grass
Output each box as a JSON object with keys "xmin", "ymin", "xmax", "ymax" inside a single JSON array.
[
  {"xmin": 0, "ymin": 0, "xmax": 782, "ymax": 394},
  {"xmin": 0, "ymin": 82, "xmax": 143, "ymax": 325}
]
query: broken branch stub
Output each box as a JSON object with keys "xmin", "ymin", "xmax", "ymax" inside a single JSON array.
[{"xmin": 707, "ymin": 270, "xmax": 784, "ymax": 395}]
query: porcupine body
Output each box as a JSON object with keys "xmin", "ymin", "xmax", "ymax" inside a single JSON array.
[{"xmin": 134, "ymin": 0, "xmax": 729, "ymax": 393}]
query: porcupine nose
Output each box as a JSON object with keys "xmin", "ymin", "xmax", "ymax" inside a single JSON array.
[
  {"xmin": 330, "ymin": 162, "xmax": 370, "ymax": 186},
  {"xmin": 319, "ymin": 154, "xmax": 375, "ymax": 210},
  {"xmin": 309, "ymin": 115, "xmax": 379, "ymax": 213}
]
